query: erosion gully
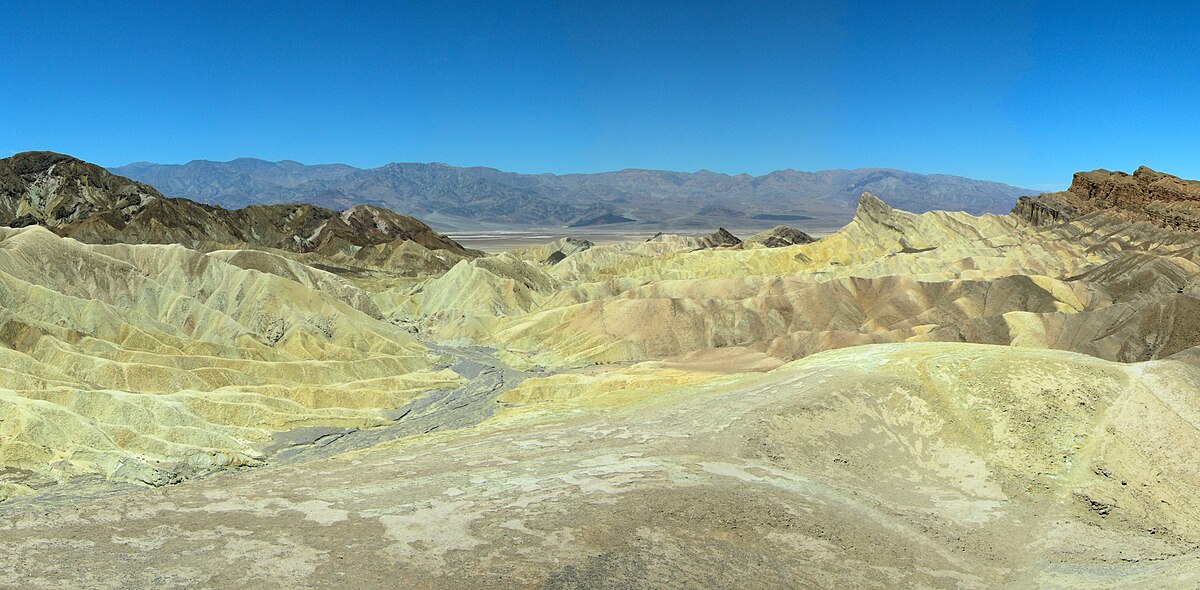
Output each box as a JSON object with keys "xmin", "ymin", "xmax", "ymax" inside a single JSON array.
[{"xmin": 0, "ymin": 338, "xmax": 556, "ymax": 513}]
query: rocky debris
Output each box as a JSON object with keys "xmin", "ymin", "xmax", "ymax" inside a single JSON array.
[
  {"xmin": 747, "ymin": 225, "xmax": 816, "ymax": 247},
  {"xmin": 1012, "ymin": 166, "xmax": 1200, "ymax": 230},
  {"xmin": 0, "ymin": 151, "xmax": 478, "ymax": 256},
  {"xmin": 271, "ymin": 341, "xmax": 543, "ymax": 463}
]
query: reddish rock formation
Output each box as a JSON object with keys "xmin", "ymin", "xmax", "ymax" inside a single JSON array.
[{"xmin": 1013, "ymin": 166, "xmax": 1200, "ymax": 230}]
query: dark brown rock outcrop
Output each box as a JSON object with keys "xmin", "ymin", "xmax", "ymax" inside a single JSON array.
[
  {"xmin": 747, "ymin": 225, "xmax": 816, "ymax": 248},
  {"xmin": 541, "ymin": 237, "xmax": 594, "ymax": 265},
  {"xmin": 0, "ymin": 151, "xmax": 162, "ymax": 228},
  {"xmin": 698, "ymin": 227, "xmax": 742, "ymax": 248},
  {"xmin": 0, "ymin": 151, "xmax": 477, "ymax": 256},
  {"xmin": 1013, "ymin": 166, "xmax": 1200, "ymax": 231}
]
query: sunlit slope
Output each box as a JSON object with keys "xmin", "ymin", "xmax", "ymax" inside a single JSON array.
[
  {"xmin": 7, "ymin": 341, "xmax": 1198, "ymax": 588},
  {"xmin": 479, "ymin": 342, "xmax": 1200, "ymax": 587},
  {"xmin": 0, "ymin": 226, "xmax": 456, "ymax": 492},
  {"xmin": 206, "ymin": 248, "xmax": 382, "ymax": 316},
  {"xmin": 382, "ymin": 194, "xmax": 1200, "ymax": 366}
]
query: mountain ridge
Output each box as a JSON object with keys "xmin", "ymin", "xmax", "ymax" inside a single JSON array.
[
  {"xmin": 0, "ymin": 151, "xmax": 477, "ymax": 256},
  {"xmin": 110, "ymin": 158, "xmax": 1037, "ymax": 227}
]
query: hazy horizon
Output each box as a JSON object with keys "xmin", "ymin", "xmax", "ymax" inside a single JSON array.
[
  {"xmin": 102, "ymin": 154, "xmax": 1057, "ymax": 191},
  {"xmin": 5, "ymin": 1, "xmax": 1197, "ymax": 190}
]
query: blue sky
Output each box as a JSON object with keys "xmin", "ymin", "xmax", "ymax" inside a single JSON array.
[{"xmin": 2, "ymin": 1, "xmax": 1197, "ymax": 189}]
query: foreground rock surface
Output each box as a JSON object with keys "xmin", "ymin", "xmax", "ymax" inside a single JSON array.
[{"xmin": 3, "ymin": 343, "xmax": 1200, "ymax": 588}]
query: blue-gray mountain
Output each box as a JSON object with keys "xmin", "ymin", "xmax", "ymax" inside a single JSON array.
[{"xmin": 112, "ymin": 159, "xmax": 1035, "ymax": 227}]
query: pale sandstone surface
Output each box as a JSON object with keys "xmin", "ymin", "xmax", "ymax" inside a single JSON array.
[
  {"xmin": 0, "ymin": 225, "xmax": 458, "ymax": 489},
  {"xmin": 3, "ymin": 343, "xmax": 1200, "ymax": 588}
]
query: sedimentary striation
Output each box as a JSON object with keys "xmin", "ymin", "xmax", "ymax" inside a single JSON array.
[
  {"xmin": 385, "ymin": 192, "xmax": 1200, "ymax": 368},
  {"xmin": 1013, "ymin": 165, "xmax": 1200, "ymax": 230},
  {"xmin": 0, "ymin": 224, "xmax": 459, "ymax": 491}
]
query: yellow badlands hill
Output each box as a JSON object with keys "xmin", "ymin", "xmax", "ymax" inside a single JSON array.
[
  {"xmin": 388, "ymin": 194, "xmax": 1200, "ymax": 366},
  {"xmin": 0, "ymin": 225, "xmax": 458, "ymax": 491},
  {"xmin": 2, "ymin": 183, "xmax": 1200, "ymax": 588}
]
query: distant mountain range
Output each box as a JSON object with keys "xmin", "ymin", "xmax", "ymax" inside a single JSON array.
[{"xmin": 111, "ymin": 159, "xmax": 1035, "ymax": 228}]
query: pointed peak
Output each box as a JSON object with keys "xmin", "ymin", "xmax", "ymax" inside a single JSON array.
[
  {"xmin": 702, "ymin": 227, "xmax": 742, "ymax": 247},
  {"xmin": 856, "ymin": 192, "xmax": 893, "ymax": 216},
  {"xmin": 1133, "ymin": 165, "xmax": 1166, "ymax": 181}
]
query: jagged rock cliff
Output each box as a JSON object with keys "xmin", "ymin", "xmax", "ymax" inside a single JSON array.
[{"xmin": 1013, "ymin": 166, "xmax": 1200, "ymax": 230}]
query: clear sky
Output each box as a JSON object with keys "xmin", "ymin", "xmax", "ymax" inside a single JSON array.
[{"xmin": 2, "ymin": 1, "xmax": 1197, "ymax": 189}]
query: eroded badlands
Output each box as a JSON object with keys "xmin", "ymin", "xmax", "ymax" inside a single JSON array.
[{"xmin": 3, "ymin": 158, "xmax": 1200, "ymax": 588}]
